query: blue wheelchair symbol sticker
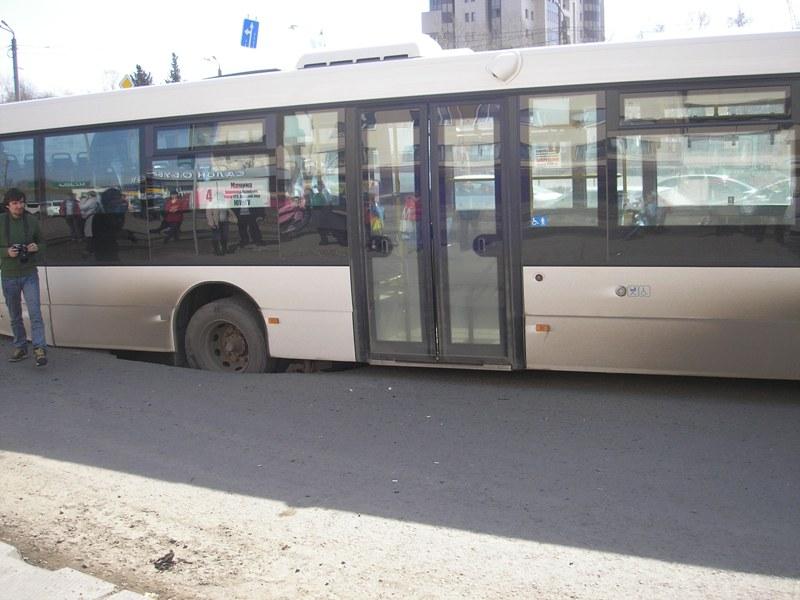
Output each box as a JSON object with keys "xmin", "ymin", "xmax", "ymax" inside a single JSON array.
[{"xmin": 531, "ymin": 215, "xmax": 549, "ymax": 227}]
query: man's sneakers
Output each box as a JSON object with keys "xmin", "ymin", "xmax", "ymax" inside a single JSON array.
[
  {"xmin": 7, "ymin": 346, "xmax": 48, "ymax": 366},
  {"xmin": 33, "ymin": 347, "xmax": 48, "ymax": 367},
  {"xmin": 8, "ymin": 347, "xmax": 28, "ymax": 362}
]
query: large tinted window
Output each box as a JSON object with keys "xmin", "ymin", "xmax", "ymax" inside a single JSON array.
[
  {"xmin": 278, "ymin": 109, "xmax": 348, "ymax": 262},
  {"xmin": 144, "ymin": 110, "xmax": 347, "ymax": 265},
  {"xmin": 42, "ymin": 128, "xmax": 146, "ymax": 265},
  {"xmin": 0, "ymin": 138, "xmax": 36, "ymax": 212},
  {"xmin": 520, "ymin": 84, "xmax": 799, "ymax": 267},
  {"xmin": 520, "ymin": 92, "xmax": 606, "ymax": 264},
  {"xmin": 147, "ymin": 153, "xmax": 278, "ymax": 264},
  {"xmin": 615, "ymin": 129, "xmax": 794, "ymax": 228},
  {"xmin": 611, "ymin": 113, "xmax": 798, "ymax": 267}
]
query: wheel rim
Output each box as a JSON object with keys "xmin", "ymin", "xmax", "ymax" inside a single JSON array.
[{"xmin": 207, "ymin": 322, "xmax": 249, "ymax": 372}]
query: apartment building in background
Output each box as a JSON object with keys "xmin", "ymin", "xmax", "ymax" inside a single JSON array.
[{"xmin": 422, "ymin": 0, "xmax": 605, "ymax": 51}]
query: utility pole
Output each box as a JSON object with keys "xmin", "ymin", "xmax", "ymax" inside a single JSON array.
[
  {"xmin": 548, "ymin": 0, "xmax": 570, "ymax": 45},
  {"xmin": 787, "ymin": 0, "xmax": 799, "ymax": 29},
  {"xmin": 0, "ymin": 19, "xmax": 19, "ymax": 101}
]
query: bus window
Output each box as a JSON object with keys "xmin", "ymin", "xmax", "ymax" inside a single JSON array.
[
  {"xmin": 43, "ymin": 128, "xmax": 145, "ymax": 265},
  {"xmin": 279, "ymin": 109, "xmax": 347, "ymax": 261},
  {"xmin": 521, "ymin": 93, "xmax": 604, "ymax": 227},
  {"xmin": 0, "ymin": 138, "xmax": 35, "ymax": 212},
  {"xmin": 615, "ymin": 129, "xmax": 794, "ymax": 228}
]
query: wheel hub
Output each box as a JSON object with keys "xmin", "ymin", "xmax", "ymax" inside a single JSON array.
[{"xmin": 211, "ymin": 323, "xmax": 249, "ymax": 371}]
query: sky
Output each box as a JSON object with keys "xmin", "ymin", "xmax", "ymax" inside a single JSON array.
[{"xmin": 0, "ymin": 0, "xmax": 798, "ymax": 97}]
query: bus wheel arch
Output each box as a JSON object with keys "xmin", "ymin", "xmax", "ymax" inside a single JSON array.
[{"xmin": 175, "ymin": 283, "xmax": 279, "ymax": 373}]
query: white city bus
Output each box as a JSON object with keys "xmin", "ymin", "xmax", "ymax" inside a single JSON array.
[{"xmin": 1, "ymin": 32, "xmax": 798, "ymax": 379}]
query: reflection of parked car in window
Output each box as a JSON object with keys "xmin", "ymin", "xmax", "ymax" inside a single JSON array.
[
  {"xmin": 45, "ymin": 200, "xmax": 63, "ymax": 216},
  {"xmin": 743, "ymin": 178, "xmax": 792, "ymax": 206},
  {"xmin": 530, "ymin": 184, "xmax": 565, "ymax": 207},
  {"xmin": 130, "ymin": 192, "xmax": 166, "ymax": 219},
  {"xmin": 620, "ymin": 174, "xmax": 767, "ymax": 225},
  {"xmin": 742, "ymin": 178, "xmax": 794, "ymax": 221},
  {"xmin": 656, "ymin": 174, "xmax": 756, "ymax": 207}
]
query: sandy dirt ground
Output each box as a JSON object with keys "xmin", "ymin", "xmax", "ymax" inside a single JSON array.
[{"xmin": 1, "ymin": 345, "xmax": 799, "ymax": 599}]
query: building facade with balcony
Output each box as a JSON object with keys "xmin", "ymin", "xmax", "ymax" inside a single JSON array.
[{"xmin": 421, "ymin": 0, "xmax": 605, "ymax": 51}]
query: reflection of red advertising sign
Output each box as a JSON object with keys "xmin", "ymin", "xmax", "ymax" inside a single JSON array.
[
  {"xmin": 196, "ymin": 179, "xmax": 268, "ymax": 210},
  {"xmin": 533, "ymin": 144, "xmax": 562, "ymax": 168}
]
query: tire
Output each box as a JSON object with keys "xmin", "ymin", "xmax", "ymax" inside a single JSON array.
[{"xmin": 185, "ymin": 298, "xmax": 274, "ymax": 373}]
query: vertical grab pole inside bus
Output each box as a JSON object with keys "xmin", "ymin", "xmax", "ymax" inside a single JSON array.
[{"xmin": 192, "ymin": 165, "xmax": 199, "ymax": 256}]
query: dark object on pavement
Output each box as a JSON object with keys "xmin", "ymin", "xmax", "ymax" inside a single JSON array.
[{"xmin": 153, "ymin": 550, "xmax": 175, "ymax": 571}]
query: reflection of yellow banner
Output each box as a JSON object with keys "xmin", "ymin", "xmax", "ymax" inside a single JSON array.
[{"xmin": 196, "ymin": 179, "xmax": 268, "ymax": 209}]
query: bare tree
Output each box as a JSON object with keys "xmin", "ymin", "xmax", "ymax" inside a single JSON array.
[
  {"xmin": 0, "ymin": 77, "xmax": 52, "ymax": 102},
  {"xmin": 637, "ymin": 23, "xmax": 665, "ymax": 39},
  {"xmin": 102, "ymin": 70, "xmax": 122, "ymax": 92},
  {"xmin": 691, "ymin": 11, "xmax": 711, "ymax": 30}
]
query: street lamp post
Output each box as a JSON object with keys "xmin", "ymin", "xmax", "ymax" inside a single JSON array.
[
  {"xmin": 204, "ymin": 56, "xmax": 222, "ymax": 77},
  {"xmin": 0, "ymin": 19, "xmax": 19, "ymax": 101}
]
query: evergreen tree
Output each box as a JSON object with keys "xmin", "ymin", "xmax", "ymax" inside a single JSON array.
[
  {"xmin": 131, "ymin": 64, "xmax": 153, "ymax": 87},
  {"xmin": 166, "ymin": 53, "xmax": 181, "ymax": 84},
  {"xmin": 728, "ymin": 9, "xmax": 752, "ymax": 28}
]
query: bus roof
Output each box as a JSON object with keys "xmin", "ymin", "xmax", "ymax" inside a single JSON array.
[{"xmin": 2, "ymin": 30, "xmax": 799, "ymax": 136}]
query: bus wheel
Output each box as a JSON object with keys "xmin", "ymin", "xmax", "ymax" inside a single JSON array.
[{"xmin": 185, "ymin": 298, "xmax": 269, "ymax": 373}]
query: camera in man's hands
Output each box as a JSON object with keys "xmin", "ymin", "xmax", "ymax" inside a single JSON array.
[{"xmin": 11, "ymin": 243, "xmax": 29, "ymax": 263}]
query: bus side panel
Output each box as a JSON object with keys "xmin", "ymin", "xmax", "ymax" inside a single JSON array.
[
  {"xmin": 523, "ymin": 267, "xmax": 800, "ymax": 380},
  {"xmin": 46, "ymin": 266, "xmax": 179, "ymax": 352},
  {"xmin": 253, "ymin": 266, "xmax": 356, "ymax": 362},
  {"xmin": 44, "ymin": 266, "xmax": 356, "ymax": 361},
  {"xmin": 262, "ymin": 309, "xmax": 356, "ymax": 362}
]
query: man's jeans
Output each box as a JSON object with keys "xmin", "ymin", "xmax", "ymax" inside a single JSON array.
[{"xmin": 2, "ymin": 271, "xmax": 46, "ymax": 349}]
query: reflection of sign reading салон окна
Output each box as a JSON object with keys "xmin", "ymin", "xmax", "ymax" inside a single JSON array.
[{"xmin": 152, "ymin": 169, "xmax": 246, "ymax": 181}]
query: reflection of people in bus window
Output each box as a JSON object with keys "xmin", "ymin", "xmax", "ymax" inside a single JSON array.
[
  {"xmin": 61, "ymin": 192, "xmax": 83, "ymax": 241},
  {"xmin": 150, "ymin": 190, "xmax": 186, "ymax": 243},
  {"xmin": 93, "ymin": 188, "xmax": 124, "ymax": 262},
  {"xmin": 364, "ymin": 179, "xmax": 383, "ymax": 249},
  {"xmin": 309, "ymin": 176, "xmax": 337, "ymax": 245},
  {"xmin": 400, "ymin": 194, "xmax": 420, "ymax": 246},
  {"xmin": 233, "ymin": 205, "xmax": 264, "ymax": 248},
  {"xmin": 79, "ymin": 190, "xmax": 101, "ymax": 256},
  {"xmin": 207, "ymin": 200, "xmax": 234, "ymax": 256}
]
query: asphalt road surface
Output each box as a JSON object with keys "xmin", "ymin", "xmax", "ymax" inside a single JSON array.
[{"xmin": 1, "ymin": 343, "xmax": 798, "ymax": 599}]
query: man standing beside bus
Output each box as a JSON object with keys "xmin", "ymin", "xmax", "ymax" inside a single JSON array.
[{"xmin": 1, "ymin": 188, "xmax": 47, "ymax": 366}]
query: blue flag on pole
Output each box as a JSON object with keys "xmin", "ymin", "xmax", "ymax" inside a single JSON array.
[{"xmin": 241, "ymin": 19, "xmax": 259, "ymax": 48}]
